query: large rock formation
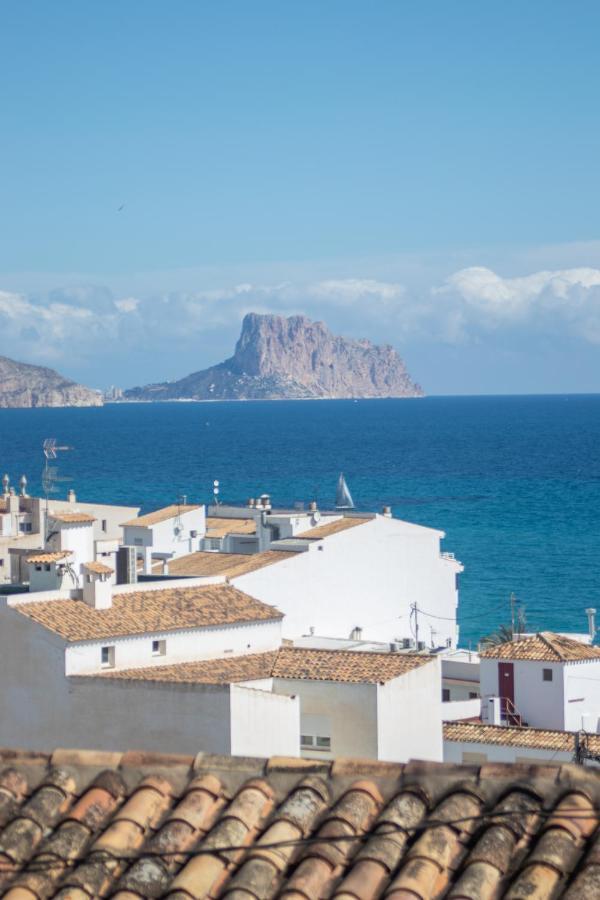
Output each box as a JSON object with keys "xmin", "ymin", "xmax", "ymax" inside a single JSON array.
[
  {"xmin": 0, "ymin": 356, "xmax": 103, "ymax": 408},
  {"xmin": 125, "ymin": 313, "xmax": 423, "ymax": 401}
]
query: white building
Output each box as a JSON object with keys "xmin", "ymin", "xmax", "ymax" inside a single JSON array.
[
  {"xmin": 121, "ymin": 504, "xmax": 207, "ymax": 574},
  {"xmin": 479, "ymin": 632, "xmax": 600, "ymax": 732},
  {"xmin": 168, "ymin": 507, "xmax": 463, "ymax": 647},
  {"xmin": 0, "ymin": 577, "xmax": 298, "ymax": 757}
]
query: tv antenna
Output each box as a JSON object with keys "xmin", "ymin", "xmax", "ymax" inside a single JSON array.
[{"xmin": 42, "ymin": 439, "xmax": 73, "ymax": 540}]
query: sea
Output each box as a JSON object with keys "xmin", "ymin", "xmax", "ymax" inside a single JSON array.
[{"xmin": 1, "ymin": 394, "xmax": 599, "ymax": 647}]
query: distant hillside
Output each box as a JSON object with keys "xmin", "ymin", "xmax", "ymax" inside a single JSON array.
[
  {"xmin": 125, "ymin": 312, "xmax": 423, "ymax": 401},
  {"xmin": 0, "ymin": 356, "xmax": 102, "ymax": 408}
]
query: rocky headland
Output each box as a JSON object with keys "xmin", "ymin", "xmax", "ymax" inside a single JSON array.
[
  {"xmin": 125, "ymin": 312, "xmax": 423, "ymax": 401},
  {"xmin": 0, "ymin": 356, "xmax": 103, "ymax": 408}
]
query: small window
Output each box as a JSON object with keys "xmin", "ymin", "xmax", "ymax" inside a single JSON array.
[
  {"xmin": 152, "ymin": 639, "xmax": 166, "ymax": 656},
  {"xmin": 101, "ymin": 646, "xmax": 115, "ymax": 668},
  {"xmin": 300, "ymin": 735, "xmax": 314, "ymax": 747},
  {"xmin": 35, "ymin": 565, "xmax": 42, "ymax": 572},
  {"xmin": 543, "ymin": 668, "xmax": 553, "ymax": 682},
  {"xmin": 316, "ymin": 736, "xmax": 331, "ymax": 749},
  {"xmin": 44, "ymin": 564, "xmax": 51, "ymax": 572},
  {"xmin": 468, "ymin": 691, "xmax": 478, "ymax": 699},
  {"xmin": 442, "ymin": 688, "xmax": 451, "ymax": 702},
  {"xmin": 101, "ymin": 519, "xmax": 107, "ymax": 532}
]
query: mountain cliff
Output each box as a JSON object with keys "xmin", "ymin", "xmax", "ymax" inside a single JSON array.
[
  {"xmin": 0, "ymin": 356, "xmax": 103, "ymax": 408},
  {"xmin": 125, "ymin": 313, "xmax": 423, "ymax": 401}
]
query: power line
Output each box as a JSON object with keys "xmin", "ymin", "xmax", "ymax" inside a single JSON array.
[{"xmin": 6, "ymin": 804, "xmax": 600, "ymax": 875}]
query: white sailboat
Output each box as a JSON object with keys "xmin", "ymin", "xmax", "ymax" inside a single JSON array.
[{"xmin": 335, "ymin": 472, "xmax": 355, "ymax": 509}]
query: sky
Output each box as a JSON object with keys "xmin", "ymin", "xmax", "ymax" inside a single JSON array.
[{"xmin": 1, "ymin": 1, "xmax": 600, "ymax": 394}]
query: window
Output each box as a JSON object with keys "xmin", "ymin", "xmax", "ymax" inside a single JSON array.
[
  {"xmin": 468, "ymin": 691, "xmax": 478, "ymax": 699},
  {"xmin": 101, "ymin": 519, "xmax": 107, "ymax": 532},
  {"xmin": 35, "ymin": 565, "xmax": 42, "ymax": 572},
  {"xmin": 543, "ymin": 668, "xmax": 553, "ymax": 682},
  {"xmin": 86, "ymin": 574, "xmax": 92, "ymax": 584},
  {"xmin": 152, "ymin": 639, "xmax": 166, "ymax": 656},
  {"xmin": 44, "ymin": 564, "xmax": 51, "ymax": 572},
  {"xmin": 442, "ymin": 688, "xmax": 451, "ymax": 702},
  {"xmin": 301, "ymin": 734, "xmax": 331, "ymax": 751},
  {"xmin": 316, "ymin": 736, "xmax": 331, "ymax": 749},
  {"xmin": 300, "ymin": 735, "xmax": 314, "ymax": 747},
  {"xmin": 101, "ymin": 646, "xmax": 115, "ymax": 668}
]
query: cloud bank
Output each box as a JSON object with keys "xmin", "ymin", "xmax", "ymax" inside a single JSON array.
[{"xmin": 1, "ymin": 266, "xmax": 600, "ymax": 386}]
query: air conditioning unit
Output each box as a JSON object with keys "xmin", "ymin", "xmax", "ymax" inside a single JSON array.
[
  {"xmin": 401, "ymin": 638, "xmax": 415, "ymax": 649},
  {"xmin": 417, "ymin": 640, "xmax": 426, "ymax": 651},
  {"xmin": 389, "ymin": 642, "xmax": 401, "ymax": 653}
]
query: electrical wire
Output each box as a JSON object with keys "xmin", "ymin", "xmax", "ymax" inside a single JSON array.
[{"xmin": 6, "ymin": 804, "xmax": 600, "ymax": 873}]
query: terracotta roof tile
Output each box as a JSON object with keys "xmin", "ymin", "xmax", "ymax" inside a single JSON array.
[
  {"xmin": 97, "ymin": 647, "xmax": 434, "ymax": 685},
  {"xmin": 272, "ymin": 646, "xmax": 434, "ymax": 683},
  {"xmin": 49, "ymin": 512, "xmax": 96, "ymax": 525},
  {"xmin": 166, "ymin": 549, "xmax": 297, "ymax": 578},
  {"xmin": 444, "ymin": 721, "xmax": 600, "ymax": 753},
  {"xmin": 82, "ymin": 561, "xmax": 114, "ymax": 575},
  {"xmin": 15, "ymin": 584, "xmax": 282, "ymax": 642},
  {"xmin": 205, "ymin": 517, "xmax": 257, "ymax": 538},
  {"xmin": 2, "ymin": 750, "xmax": 600, "ymax": 897},
  {"xmin": 480, "ymin": 631, "xmax": 600, "ymax": 661},
  {"xmin": 300, "ymin": 516, "xmax": 372, "ymax": 539},
  {"xmin": 121, "ymin": 505, "xmax": 202, "ymax": 528},
  {"xmin": 26, "ymin": 550, "xmax": 73, "ymax": 564}
]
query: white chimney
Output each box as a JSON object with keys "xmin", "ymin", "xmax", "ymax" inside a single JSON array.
[
  {"xmin": 309, "ymin": 500, "xmax": 318, "ymax": 512},
  {"xmin": 586, "ymin": 608, "xmax": 596, "ymax": 642},
  {"xmin": 67, "ymin": 489, "xmax": 77, "ymax": 503},
  {"xmin": 83, "ymin": 568, "xmax": 113, "ymax": 609},
  {"xmin": 382, "ymin": 505, "xmax": 392, "ymax": 518}
]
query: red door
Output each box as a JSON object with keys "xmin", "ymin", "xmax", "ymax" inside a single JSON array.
[{"xmin": 498, "ymin": 662, "xmax": 515, "ymax": 711}]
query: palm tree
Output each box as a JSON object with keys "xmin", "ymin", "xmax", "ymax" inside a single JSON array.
[{"xmin": 479, "ymin": 624, "xmax": 514, "ymax": 649}]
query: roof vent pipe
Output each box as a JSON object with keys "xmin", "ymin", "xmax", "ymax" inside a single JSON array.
[
  {"xmin": 586, "ymin": 608, "xmax": 596, "ymax": 642},
  {"xmin": 382, "ymin": 505, "xmax": 392, "ymax": 518}
]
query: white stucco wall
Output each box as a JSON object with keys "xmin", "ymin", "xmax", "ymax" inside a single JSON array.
[
  {"xmin": 0, "ymin": 597, "xmax": 295, "ymax": 756},
  {"xmin": 563, "ymin": 661, "xmax": 600, "ymax": 732},
  {"xmin": 124, "ymin": 507, "xmax": 207, "ymax": 569},
  {"xmin": 272, "ymin": 678, "xmax": 379, "ymax": 760},
  {"xmin": 65, "ymin": 619, "xmax": 283, "ymax": 675},
  {"xmin": 230, "ymin": 684, "xmax": 299, "ymax": 757},
  {"xmin": 234, "ymin": 515, "xmax": 461, "ymax": 646},
  {"xmin": 377, "ymin": 658, "xmax": 443, "ymax": 762},
  {"xmin": 480, "ymin": 658, "xmax": 566, "ymax": 729},
  {"xmin": 443, "ymin": 739, "xmax": 577, "ymax": 766}
]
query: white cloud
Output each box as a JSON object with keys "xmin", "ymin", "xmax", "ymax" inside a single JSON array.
[{"xmin": 3, "ymin": 267, "xmax": 600, "ymax": 379}]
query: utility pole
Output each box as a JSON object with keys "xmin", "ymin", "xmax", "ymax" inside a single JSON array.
[{"xmin": 411, "ymin": 602, "xmax": 420, "ymax": 648}]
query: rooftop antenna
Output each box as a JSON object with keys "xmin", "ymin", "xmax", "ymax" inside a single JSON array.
[
  {"xmin": 213, "ymin": 479, "xmax": 220, "ymax": 506},
  {"xmin": 42, "ymin": 439, "xmax": 73, "ymax": 541}
]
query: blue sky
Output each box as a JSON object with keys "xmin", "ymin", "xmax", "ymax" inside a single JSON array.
[{"xmin": 1, "ymin": 1, "xmax": 600, "ymax": 393}]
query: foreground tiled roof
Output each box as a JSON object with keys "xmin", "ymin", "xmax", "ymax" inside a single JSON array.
[
  {"xmin": 1, "ymin": 749, "xmax": 600, "ymax": 899},
  {"xmin": 480, "ymin": 631, "xmax": 600, "ymax": 661},
  {"xmin": 26, "ymin": 550, "xmax": 73, "ymax": 564},
  {"xmin": 300, "ymin": 516, "xmax": 372, "ymax": 539},
  {"xmin": 444, "ymin": 721, "xmax": 600, "ymax": 754},
  {"xmin": 98, "ymin": 647, "xmax": 433, "ymax": 685},
  {"xmin": 49, "ymin": 512, "xmax": 96, "ymax": 524},
  {"xmin": 121, "ymin": 504, "xmax": 202, "ymax": 528},
  {"xmin": 14, "ymin": 584, "xmax": 282, "ymax": 641},
  {"xmin": 205, "ymin": 516, "xmax": 257, "ymax": 537},
  {"xmin": 166, "ymin": 549, "xmax": 298, "ymax": 578}
]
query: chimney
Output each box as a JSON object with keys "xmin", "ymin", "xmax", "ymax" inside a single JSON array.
[
  {"xmin": 83, "ymin": 569, "xmax": 113, "ymax": 609},
  {"xmin": 382, "ymin": 505, "xmax": 392, "ymax": 518},
  {"xmin": 586, "ymin": 608, "xmax": 596, "ymax": 642},
  {"xmin": 308, "ymin": 500, "xmax": 318, "ymax": 512},
  {"xmin": 7, "ymin": 490, "xmax": 19, "ymax": 515},
  {"xmin": 248, "ymin": 498, "xmax": 256, "ymax": 508},
  {"xmin": 19, "ymin": 475, "xmax": 28, "ymax": 497},
  {"xmin": 2, "ymin": 474, "xmax": 9, "ymax": 497},
  {"xmin": 67, "ymin": 489, "xmax": 77, "ymax": 503},
  {"xmin": 349, "ymin": 626, "xmax": 363, "ymax": 640},
  {"xmin": 259, "ymin": 494, "xmax": 271, "ymax": 511}
]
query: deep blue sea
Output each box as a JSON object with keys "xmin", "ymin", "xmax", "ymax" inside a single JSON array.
[{"xmin": 1, "ymin": 395, "xmax": 599, "ymax": 646}]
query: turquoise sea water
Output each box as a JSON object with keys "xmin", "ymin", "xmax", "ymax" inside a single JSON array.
[{"xmin": 1, "ymin": 395, "xmax": 599, "ymax": 646}]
